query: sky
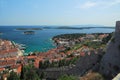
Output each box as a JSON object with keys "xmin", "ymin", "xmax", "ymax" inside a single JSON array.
[{"xmin": 0, "ymin": 0, "xmax": 120, "ymax": 26}]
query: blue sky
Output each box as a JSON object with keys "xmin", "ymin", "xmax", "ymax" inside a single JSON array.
[{"xmin": 0, "ymin": 0, "xmax": 120, "ymax": 26}]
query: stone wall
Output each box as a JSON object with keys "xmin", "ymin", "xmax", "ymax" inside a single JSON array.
[
  {"xmin": 38, "ymin": 50, "xmax": 104, "ymax": 79},
  {"xmin": 100, "ymin": 21, "xmax": 120, "ymax": 78}
]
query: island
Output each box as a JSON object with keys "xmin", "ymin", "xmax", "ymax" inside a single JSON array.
[
  {"xmin": 55, "ymin": 26, "xmax": 115, "ymax": 30},
  {"xmin": 23, "ymin": 31, "xmax": 35, "ymax": 35},
  {"xmin": 43, "ymin": 27, "xmax": 52, "ymax": 29},
  {"xmin": 16, "ymin": 28, "xmax": 42, "ymax": 31}
]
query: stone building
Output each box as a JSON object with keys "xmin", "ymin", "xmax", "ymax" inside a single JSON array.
[{"xmin": 100, "ymin": 21, "xmax": 120, "ymax": 78}]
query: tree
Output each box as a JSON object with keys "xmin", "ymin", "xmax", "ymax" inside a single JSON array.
[
  {"xmin": 102, "ymin": 34, "xmax": 112, "ymax": 44},
  {"xmin": 8, "ymin": 71, "xmax": 20, "ymax": 80},
  {"xmin": 40, "ymin": 72, "xmax": 46, "ymax": 79},
  {"xmin": 24, "ymin": 70, "xmax": 40, "ymax": 80},
  {"xmin": 21, "ymin": 65, "xmax": 40, "ymax": 80}
]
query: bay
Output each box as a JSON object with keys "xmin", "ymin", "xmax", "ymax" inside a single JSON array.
[{"xmin": 0, "ymin": 26, "xmax": 114, "ymax": 54}]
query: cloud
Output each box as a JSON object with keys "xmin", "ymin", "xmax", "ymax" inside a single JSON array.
[
  {"xmin": 77, "ymin": 0, "xmax": 120, "ymax": 9},
  {"xmin": 104, "ymin": 0, "xmax": 120, "ymax": 7},
  {"xmin": 80, "ymin": 1, "xmax": 97, "ymax": 9}
]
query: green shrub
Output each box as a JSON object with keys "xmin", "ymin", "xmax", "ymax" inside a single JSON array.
[
  {"xmin": 111, "ymin": 37, "xmax": 115, "ymax": 43},
  {"xmin": 58, "ymin": 74, "xmax": 79, "ymax": 80}
]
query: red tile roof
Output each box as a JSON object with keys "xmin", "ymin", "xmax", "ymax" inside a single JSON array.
[
  {"xmin": 0, "ymin": 68, "xmax": 5, "ymax": 72},
  {"xmin": 0, "ymin": 48, "xmax": 18, "ymax": 54},
  {"xmin": 0, "ymin": 59, "xmax": 16, "ymax": 67}
]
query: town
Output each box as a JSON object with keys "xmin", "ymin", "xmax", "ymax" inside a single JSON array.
[{"xmin": 0, "ymin": 33, "xmax": 112, "ymax": 80}]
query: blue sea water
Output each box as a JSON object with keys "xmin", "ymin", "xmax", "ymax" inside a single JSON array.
[{"xmin": 0, "ymin": 26, "xmax": 114, "ymax": 54}]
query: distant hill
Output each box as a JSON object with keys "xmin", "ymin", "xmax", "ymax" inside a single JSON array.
[
  {"xmin": 42, "ymin": 25, "xmax": 115, "ymax": 30},
  {"xmin": 55, "ymin": 26, "xmax": 115, "ymax": 30}
]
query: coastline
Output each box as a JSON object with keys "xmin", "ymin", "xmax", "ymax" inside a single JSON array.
[
  {"xmin": 0, "ymin": 26, "xmax": 114, "ymax": 55},
  {"xmin": 0, "ymin": 30, "xmax": 114, "ymax": 80}
]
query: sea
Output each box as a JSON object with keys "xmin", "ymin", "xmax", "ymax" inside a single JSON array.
[{"xmin": 0, "ymin": 26, "xmax": 114, "ymax": 55}]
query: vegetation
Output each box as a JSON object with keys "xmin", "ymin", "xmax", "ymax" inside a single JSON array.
[
  {"xmin": 80, "ymin": 72, "xmax": 105, "ymax": 80},
  {"xmin": 39, "ymin": 72, "xmax": 46, "ymax": 80},
  {"xmin": 53, "ymin": 33, "xmax": 112, "ymax": 50},
  {"xmin": 111, "ymin": 37, "xmax": 115, "ymax": 43},
  {"xmin": 8, "ymin": 71, "xmax": 20, "ymax": 80},
  {"xmin": 20, "ymin": 64, "xmax": 40, "ymax": 80},
  {"xmin": 53, "ymin": 33, "xmax": 86, "ymax": 40},
  {"xmin": 84, "ymin": 41, "xmax": 102, "ymax": 49},
  {"xmin": 39, "ymin": 57, "xmax": 78, "ymax": 69},
  {"xmin": 53, "ymin": 33, "xmax": 112, "ymax": 40},
  {"xmin": 102, "ymin": 33, "xmax": 115, "ymax": 43},
  {"xmin": 58, "ymin": 74, "xmax": 79, "ymax": 80},
  {"xmin": 71, "ymin": 44, "xmax": 82, "ymax": 50}
]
